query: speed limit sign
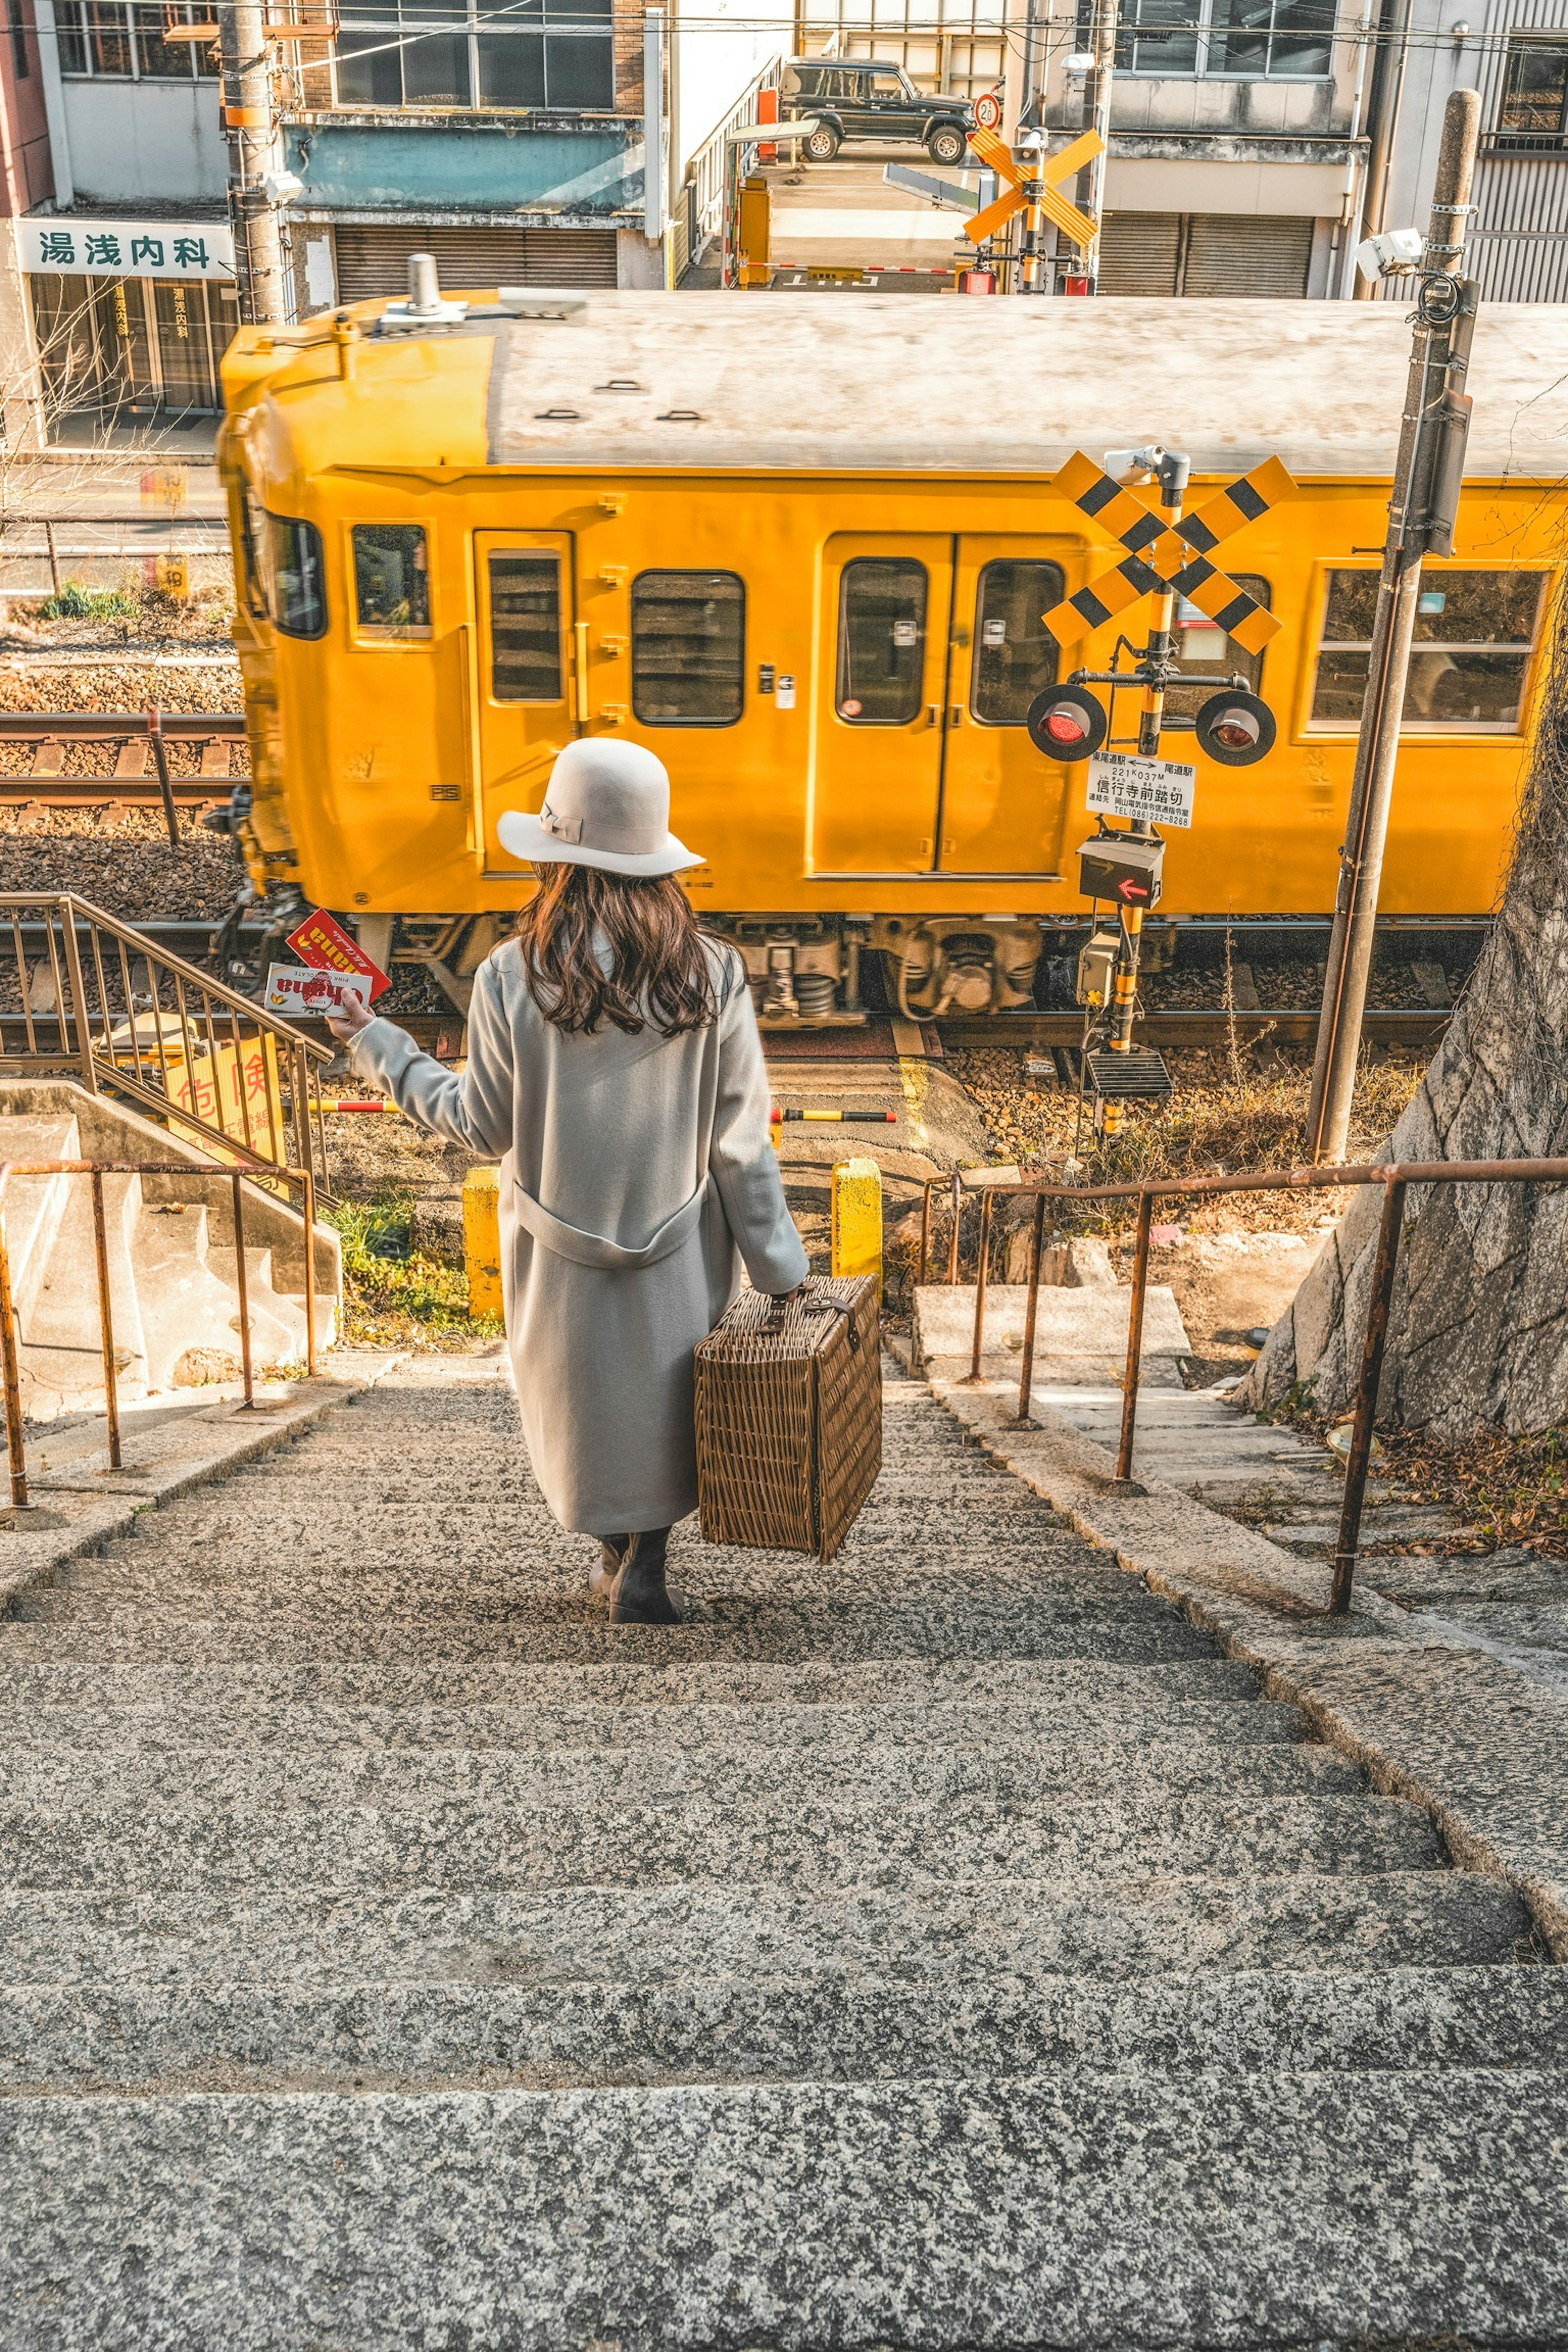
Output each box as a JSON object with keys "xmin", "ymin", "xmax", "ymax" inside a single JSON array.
[{"xmin": 974, "ymin": 89, "xmax": 1002, "ymax": 129}]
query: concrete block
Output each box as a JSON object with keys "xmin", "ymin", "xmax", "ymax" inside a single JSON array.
[{"xmin": 913, "ymin": 1283, "xmax": 1191, "ymax": 1387}]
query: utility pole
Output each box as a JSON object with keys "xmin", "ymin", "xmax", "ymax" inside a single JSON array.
[
  {"xmin": 220, "ymin": 0, "xmax": 287, "ymax": 325},
  {"xmin": 1353, "ymin": 0, "xmax": 1415, "ymax": 301},
  {"xmin": 1305, "ymin": 87, "xmax": 1481, "ymax": 1161},
  {"xmin": 1067, "ymin": 0, "xmax": 1117, "ymax": 292}
]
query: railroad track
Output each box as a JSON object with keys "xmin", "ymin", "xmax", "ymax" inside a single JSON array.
[{"xmin": 0, "ymin": 711, "xmax": 246, "ymax": 806}]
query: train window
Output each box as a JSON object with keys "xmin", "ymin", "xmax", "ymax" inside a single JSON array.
[
  {"xmin": 970, "ymin": 560, "xmax": 1064, "ymax": 724},
  {"xmin": 1313, "ymin": 569, "xmax": 1546, "ymax": 730},
  {"xmin": 837, "ymin": 558, "xmax": 927, "ymax": 725},
  {"xmin": 630, "ymin": 570, "xmax": 744, "ymax": 726},
  {"xmin": 267, "ymin": 516, "xmax": 327, "ymax": 641},
  {"xmin": 353, "ymin": 523, "xmax": 431, "ymax": 635},
  {"xmin": 488, "ymin": 553, "xmax": 563, "ymax": 702},
  {"xmin": 236, "ymin": 486, "xmax": 270, "ymax": 624},
  {"xmin": 1162, "ymin": 573, "xmax": 1269, "ymax": 727}
]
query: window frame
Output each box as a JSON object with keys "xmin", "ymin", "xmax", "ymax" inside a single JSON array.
[
  {"xmin": 1115, "ymin": 0, "xmax": 1334, "ymax": 82},
  {"xmin": 630, "ymin": 567, "xmax": 746, "ymax": 729},
  {"xmin": 349, "ymin": 521, "xmax": 434, "ymax": 641},
  {"xmin": 486, "ymin": 547, "xmax": 566, "ymax": 705},
  {"xmin": 967, "ymin": 556, "xmax": 1066, "ymax": 728},
  {"xmin": 267, "ymin": 514, "xmax": 329, "ymax": 642},
  {"xmin": 1494, "ymin": 34, "xmax": 1568, "ymax": 146},
  {"xmin": 1305, "ymin": 564, "xmax": 1550, "ymax": 737},
  {"xmin": 835, "ymin": 555, "xmax": 931, "ymax": 728},
  {"xmin": 56, "ymin": 1, "xmax": 218, "ymax": 81},
  {"xmin": 330, "ymin": 0, "xmax": 615, "ymax": 112}
]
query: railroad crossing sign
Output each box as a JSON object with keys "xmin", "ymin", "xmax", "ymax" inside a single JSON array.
[
  {"xmin": 1042, "ymin": 450, "xmax": 1297, "ymax": 654},
  {"xmin": 964, "ymin": 127, "xmax": 1103, "ymax": 250}
]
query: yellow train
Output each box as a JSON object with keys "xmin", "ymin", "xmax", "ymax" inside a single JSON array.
[{"xmin": 218, "ymin": 287, "xmax": 1568, "ymax": 1020}]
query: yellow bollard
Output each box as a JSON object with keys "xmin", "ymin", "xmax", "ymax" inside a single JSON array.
[
  {"xmin": 463, "ymin": 1166, "xmax": 503, "ymax": 1320},
  {"xmin": 831, "ymin": 1156, "xmax": 883, "ymax": 1297}
]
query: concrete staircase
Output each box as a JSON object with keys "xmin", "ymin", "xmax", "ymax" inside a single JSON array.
[
  {"xmin": 0, "ymin": 1086, "xmax": 336, "ymax": 1419},
  {"xmin": 1, "ymin": 1356, "xmax": 1566, "ymax": 2343}
]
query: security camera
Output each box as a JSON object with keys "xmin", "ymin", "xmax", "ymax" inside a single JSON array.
[
  {"xmin": 1103, "ymin": 443, "xmax": 1165, "ymax": 484},
  {"xmin": 1354, "ymin": 226, "xmax": 1424, "ymax": 283},
  {"xmin": 261, "ymin": 169, "xmax": 304, "ymax": 205}
]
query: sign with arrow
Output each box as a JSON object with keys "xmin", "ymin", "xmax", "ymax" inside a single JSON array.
[{"xmin": 964, "ymin": 127, "xmax": 1104, "ymax": 251}]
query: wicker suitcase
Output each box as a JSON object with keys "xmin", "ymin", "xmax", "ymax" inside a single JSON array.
[{"xmin": 694, "ymin": 1275, "xmax": 881, "ymax": 1560}]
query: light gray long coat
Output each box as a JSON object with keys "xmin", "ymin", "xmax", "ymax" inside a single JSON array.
[{"xmin": 350, "ymin": 937, "xmax": 808, "ymax": 1535}]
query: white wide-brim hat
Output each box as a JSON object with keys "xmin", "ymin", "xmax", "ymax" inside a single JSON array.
[{"xmin": 497, "ymin": 740, "xmax": 702, "ymax": 878}]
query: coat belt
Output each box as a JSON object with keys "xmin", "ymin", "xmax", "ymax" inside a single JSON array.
[{"xmin": 511, "ymin": 1176, "xmax": 710, "ymax": 1272}]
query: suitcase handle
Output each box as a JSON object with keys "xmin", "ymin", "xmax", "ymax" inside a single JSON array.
[{"xmin": 765, "ymin": 1289, "xmax": 861, "ymax": 1353}]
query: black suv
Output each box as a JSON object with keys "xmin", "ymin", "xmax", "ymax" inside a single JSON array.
[{"xmin": 778, "ymin": 58, "xmax": 973, "ymax": 165}]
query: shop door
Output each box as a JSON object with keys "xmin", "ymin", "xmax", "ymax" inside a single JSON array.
[
  {"xmin": 473, "ymin": 531, "xmax": 579, "ymax": 874},
  {"xmin": 938, "ymin": 536, "xmax": 1075, "ymax": 875},
  {"xmin": 812, "ymin": 534, "xmax": 952, "ymax": 876},
  {"xmin": 812, "ymin": 533, "xmax": 1076, "ymax": 877}
]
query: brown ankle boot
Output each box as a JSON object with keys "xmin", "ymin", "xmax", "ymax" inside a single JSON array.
[
  {"xmin": 588, "ymin": 1534, "xmax": 630, "ymax": 1601},
  {"xmin": 609, "ymin": 1527, "xmax": 684, "ymax": 1626}
]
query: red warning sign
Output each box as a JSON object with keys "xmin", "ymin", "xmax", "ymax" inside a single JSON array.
[{"xmin": 285, "ymin": 907, "xmax": 392, "ymax": 1000}]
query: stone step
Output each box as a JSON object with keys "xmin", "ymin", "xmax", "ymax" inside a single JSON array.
[
  {"xmin": 0, "ymin": 1653, "xmax": 1268, "ymax": 1713},
  {"xmin": 0, "ymin": 1735, "xmax": 1363, "ymax": 1812},
  {"xmin": 0, "ymin": 1694, "xmax": 1312, "ymax": 1754},
  {"xmin": 0, "ymin": 1595, "xmax": 1218, "ymax": 1667},
  {"xmin": 6, "ymin": 2069, "xmax": 1568, "ymax": 2346},
  {"xmin": 0, "ymin": 1791, "xmax": 1444, "ymax": 1893},
  {"xmin": 0, "ymin": 1869, "xmax": 1528, "ymax": 1992},
  {"xmin": 5, "ymin": 1962, "xmax": 1564, "ymax": 2097}
]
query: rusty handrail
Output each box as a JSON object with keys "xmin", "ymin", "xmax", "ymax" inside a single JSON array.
[
  {"xmin": 0, "ymin": 1156, "xmax": 326, "ymax": 1508},
  {"xmin": 919, "ymin": 1155, "xmax": 1568, "ymax": 1613},
  {"xmin": 0, "ymin": 891, "xmax": 333, "ymax": 1210}
]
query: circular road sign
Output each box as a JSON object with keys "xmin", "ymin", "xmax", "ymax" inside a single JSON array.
[{"xmin": 974, "ymin": 90, "xmax": 1002, "ymax": 129}]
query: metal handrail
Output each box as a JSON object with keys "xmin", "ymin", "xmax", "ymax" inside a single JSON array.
[
  {"xmin": 920, "ymin": 1155, "xmax": 1568, "ymax": 1614},
  {"xmin": 0, "ymin": 892, "xmax": 332, "ymax": 1210},
  {"xmin": 0, "ymin": 1155, "xmax": 322, "ymax": 1508}
]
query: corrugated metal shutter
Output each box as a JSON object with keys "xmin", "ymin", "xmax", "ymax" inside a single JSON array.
[
  {"xmin": 1098, "ymin": 212, "xmax": 1182, "ymax": 296},
  {"xmin": 1183, "ymin": 214, "xmax": 1312, "ymax": 297},
  {"xmin": 332, "ymin": 224, "xmax": 619, "ymax": 303}
]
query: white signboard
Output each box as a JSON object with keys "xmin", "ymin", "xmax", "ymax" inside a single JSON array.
[
  {"xmin": 1086, "ymin": 750, "xmax": 1197, "ymax": 832},
  {"xmin": 265, "ymin": 964, "xmax": 372, "ymax": 1019},
  {"xmin": 24, "ymin": 218, "xmax": 235, "ymax": 281}
]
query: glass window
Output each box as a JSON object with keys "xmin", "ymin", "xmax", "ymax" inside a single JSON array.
[
  {"xmin": 268, "ymin": 516, "xmax": 327, "ymax": 640},
  {"xmin": 837, "ymin": 558, "xmax": 927, "ymax": 726},
  {"xmin": 631, "ymin": 571, "xmax": 744, "ymax": 726},
  {"xmin": 56, "ymin": 0, "xmax": 216, "ymax": 77},
  {"xmin": 337, "ymin": 0, "xmax": 470, "ymax": 105},
  {"xmin": 1117, "ymin": 0, "xmax": 1331, "ymax": 77},
  {"xmin": 1312, "ymin": 569, "xmax": 1546, "ymax": 730},
  {"xmin": 353, "ymin": 524, "xmax": 431, "ymax": 633},
  {"xmin": 489, "ymin": 552, "xmax": 563, "ymax": 701},
  {"xmin": 1498, "ymin": 39, "xmax": 1568, "ymax": 140},
  {"xmin": 970, "ymin": 559, "xmax": 1064, "ymax": 725},
  {"xmin": 10, "ymin": 0, "xmax": 30, "ymax": 78},
  {"xmin": 1162, "ymin": 573, "xmax": 1270, "ymax": 727}
]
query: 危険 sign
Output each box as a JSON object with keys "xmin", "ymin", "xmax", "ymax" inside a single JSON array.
[
  {"xmin": 1086, "ymin": 751, "xmax": 1197, "ymax": 831},
  {"xmin": 24, "ymin": 219, "xmax": 235, "ymax": 281}
]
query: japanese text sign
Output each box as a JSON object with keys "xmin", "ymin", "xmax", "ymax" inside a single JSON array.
[
  {"xmin": 1086, "ymin": 751, "xmax": 1197, "ymax": 831},
  {"xmin": 26, "ymin": 220, "xmax": 236, "ymax": 281}
]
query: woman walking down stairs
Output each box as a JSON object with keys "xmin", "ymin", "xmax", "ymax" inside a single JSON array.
[{"xmin": 0, "ymin": 1355, "xmax": 1565, "ymax": 2345}]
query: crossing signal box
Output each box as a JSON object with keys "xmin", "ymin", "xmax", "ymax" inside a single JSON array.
[
  {"xmin": 1027, "ymin": 684, "xmax": 1108, "ymax": 762},
  {"xmin": 1078, "ymin": 830, "xmax": 1165, "ymax": 910}
]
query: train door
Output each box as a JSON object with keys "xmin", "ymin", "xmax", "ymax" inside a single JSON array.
[
  {"xmin": 936, "ymin": 537, "xmax": 1075, "ymax": 875},
  {"xmin": 473, "ymin": 530, "xmax": 579, "ymax": 872},
  {"xmin": 812, "ymin": 533, "xmax": 953, "ymax": 875}
]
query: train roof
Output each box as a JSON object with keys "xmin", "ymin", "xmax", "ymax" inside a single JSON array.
[{"xmin": 469, "ymin": 292, "xmax": 1568, "ymax": 480}]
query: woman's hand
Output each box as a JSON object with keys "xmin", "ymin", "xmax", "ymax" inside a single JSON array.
[{"xmin": 325, "ymin": 992, "xmax": 375, "ymax": 1041}]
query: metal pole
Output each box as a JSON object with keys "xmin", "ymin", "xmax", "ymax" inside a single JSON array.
[
  {"xmin": 0, "ymin": 1199, "xmax": 28, "ymax": 1505},
  {"xmin": 969, "ymin": 1186, "xmax": 994, "ymax": 1379},
  {"xmin": 44, "ymin": 520, "xmax": 62, "ymax": 599},
  {"xmin": 1116, "ymin": 1187, "xmax": 1154, "ymax": 1481},
  {"xmin": 919, "ymin": 1181, "xmax": 932, "ymax": 1287},
  {"xmin": 1015, "ymin": 1191, "xmax": 1047, "ymax": 1425},
  {"xmin": 301, "ymin": 1163, "xmax": 318, "ymax": 1379},
  {"xmin": 1353, "ymin": 0, "xmax": 1415, "ymax": 299},
  {"xmin": 947, "ymin": 1171, "xmax": 962, "ymax": 1284},
  {"xmin": 147, "ymin": 707, "xmax": 180, "ymax": 851},
  {"xmin": 90, "ymin": 1169, "xmax": 122, "ymax": 1471},
  {"xmin": 1073, "ymin": 0, "xmax": 1118, "ymax": 293},
  {"xmin": 1307, "ymin": 88, "xmax": 1480, "ymax": 1160},
  {"xmin": 232, "ymin": 1173, "xmax": 254, "ymax": 1408},
  {"xmin": 1330, "ymin": 1176, "xmax": 1408, "ymax": 1613},
  {"xmin": 220, "ymin": 0, "xmax": 287, "ymax": 325}
]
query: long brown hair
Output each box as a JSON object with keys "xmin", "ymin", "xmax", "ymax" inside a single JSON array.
[{"xmin": 515, "ymin": 864, "xmax": 725, "ymax": 1036}]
